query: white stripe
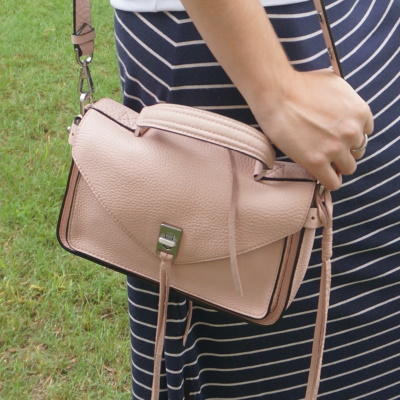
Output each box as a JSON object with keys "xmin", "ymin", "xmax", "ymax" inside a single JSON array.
[
  {"xmin": 131, "ymin": 342, "xmax": 155, "ymax": 361},
  {"xmin": 290, "ymin": 47, "xmax": 328, "ymax": 66},
  {"xmin": 327, "ymin": 303, "xmax": 400, "ymax": 340},
  {"xmin": 129, "ymin": 313, "xmax": 157, "ymax": 330},
  {"xmin": 132, "ymin": 370, "xmax": 153, "ymax": 391},
  {"xmin": 319, "ymin": 365, "xmax": 400, "ymax": 398},
  {"xmin": 333, "ymin": 220, "xmax": 400, "ymax": 248},
  {"xmin": 130, "ymin": 327, "xmax": 156, "ymax": 345},
  {"xmin": 351, "ymin": 382, "xmax": 400, "ymax": 400},
  {"xmin": 335, "ymin": 188, "xmax": 400, "ymax": 221},
  {"xmin": 335, "ymin": 168, "xmax": 400, "ymax": 206},
  {"xmin": 132, "ymin": 359, "xmax": 153, "ymax": 376},
  {"xmin": 117, "ymin": 54, "xmax": 161, "ymax": 102},
  {"xmin": 331, "ymin": 277, "xmax": 400, "ymax": 310},
  {"xmin": 268, "ymin": 10, "xmax": 316, "ymax": 19},
  {"xmin": 187, "ymin": 347, "xmax": 400, "ymax": 392},
  {"xmin": 330, "ymin": 114, "xmax": 400, "ymax": 191},
  {"xmin": 190, "ymin": 382, "xmax": 305, "ymax": 399},
  {"xmin": 345, "ymin": 14, "xmax": 400, "ymax": 79},
  {"xmin": 135, "ymin": 12, "xmax": 204, "ymax": 46},
  {"xmin": 374, "ymin": 92, "xmax": 400, "ymax": 120},
  {"xmin": 117, "ymin": 13, "xmax": 219, "ymax": 70},
  {"xmin": 308, "ymin": 240, "xmax": 400, "ymax": 272},
  {"xmin": 164, "ymin": 11, "xmax": 192, "ymax": 24},
  {"xmin": 334, "ymin": 0, "xmax": 376, "ymax": 52},
  {"xmin": 330, "ymin": 0, "xmax": 360, "ymax": 30},
  {"xmin": 127, "ymin": 280, "xmax": 157, "ymax": 295},
  {"xmin": 131, "ymin": 387, "xmax": 147, "ymax": 400},
  {"xmin": 326, "ymin": 337, "xmax": 400, "ymax": 366},
  {"xmin": 279, "ymin": 29, "xmax": 320, "ymax": 43},
  {"xmin": 186, "ymin": 335, "xmax": 400, "ymax": 399},
  {"xmin": 128, "ymin": 296, "xmax": 158, "ymax": 313},
  {"xmin": 178, "ymin": 308, "xmax": 400, "ymax": 378},
  {"xmin": 170, "ymin": 301, "xmax": 400, "ymax": 361},
  {"xmin": 170, "ymin": 83, "xmax": 235, "ymax": 91},
  {"xmin": 175, "ymin": 330, "xmax": 400, "ymax": 377},
  {"xmin": 296, "ymin": 247, "xmax": 400, "ymax": 296},
  {"xmin": 339, "ymin": 0, "xmax": 391, "ymax": 63},
  {"xmin": 115, "ymin": 34, "xmax": 170, "ymax": 89},
  {"xmin": 357, "ymin": 49, "xmax": 400, "ymax": 95}
]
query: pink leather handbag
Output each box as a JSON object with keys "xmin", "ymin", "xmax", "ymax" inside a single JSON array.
[{"xmin": 58, "ymin": 1, "xmax": 341, "ymax": 399}]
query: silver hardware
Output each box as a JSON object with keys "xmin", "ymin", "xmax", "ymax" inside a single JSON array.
[
  {"xmin": 78, "ymin": 63, "xmax": 94, "ymax": 96},
  {"xmin": 79, "ymin": 91, "xmax": 94, "ymax": 115},
  {"xmin": 318, "ymin": 11, "xmax": 324, "ymax": 24},
  {"xmin": 75, "ymin": 47, "xmax": 93, "ymax": 67},
  {"xmin": 74, "ymin": 24, "xmax": 95, "ymax": 115},
  {"xmin": 67, "ymin": 116, "xmax": 82, "ymax": 133},
  {"xmin": 77, "ymin": 62, "xmax": 95, "ymax": 115},
  {"xmin": 74, "ymin": 24, "xmax": 94, "ymax": 67},
  {"xmin": 156, "ymin": 223, "xmax": 183, "ymax": 259}
]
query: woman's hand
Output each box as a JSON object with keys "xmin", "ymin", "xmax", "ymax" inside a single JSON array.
[
  {"xmin": 181, "ymin": 0, "xmax": 374, "ymax": 190},
  {"xmin": 250, "ymin": 68, "xmax": 374, "ymax": 190}
]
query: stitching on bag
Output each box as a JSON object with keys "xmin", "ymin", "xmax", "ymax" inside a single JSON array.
[
  {"xmin": 96, "ymin": 100, "xmax": 273, "ymax": 165},
  {"xmin": 117, "ymin": 110, "xmax": 137, "ymax": 129},
  {"xmin": 141, "ymin": 105, "xmax": 272, "ymax": 158},
  {"xmin": 143, "ymin": 117, "xmax": 269, "ymax": 164},
  {"xmin": 72, "ymin": 113, "xmax": 316, "ymax": 265},
  {"xmin": 96, "ymin": 100, "xmax": 272, "ymax": 163},
  {"xmin": 150, "ymin": 105, "xmax": 269, "ymax": 147},
  {"xmin": 157, "ymin": 104, "xmax": 267, "ymax": 143}
]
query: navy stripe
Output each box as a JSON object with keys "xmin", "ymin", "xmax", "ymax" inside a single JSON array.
[{"xmin": 114, "ymin": 1, "xmax": 400, "ymax": 398}]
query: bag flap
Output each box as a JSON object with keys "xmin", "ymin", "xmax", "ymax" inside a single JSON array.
[{"xmin": 71, "ymin": 99, "xmax": 316, "ymax": 264}]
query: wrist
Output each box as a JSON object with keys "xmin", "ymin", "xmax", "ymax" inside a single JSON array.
[{"xmin": 245, "ymin": 66, "xmax": 298, "ymax": 126}]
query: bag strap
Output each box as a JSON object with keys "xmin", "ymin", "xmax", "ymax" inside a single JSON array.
[
  {"xmin": 71, "ymin": 2, "xmax": 336, "ymax": 400},
  {"xmin": 71, "ymin": 0, "xmax": 342, "ymax": 77},
  {"xmin": 136, "ymin": 103, "xmax": 277, "ymax": 170},
  {"xmin": 72, "ymin": 0, "xmax": 94, "ymax": 59},
  {"xmin": 311, "ymin": 0, "xmax": 343, "ymax": 77}
]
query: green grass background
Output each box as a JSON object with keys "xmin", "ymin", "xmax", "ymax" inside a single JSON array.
[{"xmin": 1, "ymin": 1, "xmax": 132, "ymax": 398}]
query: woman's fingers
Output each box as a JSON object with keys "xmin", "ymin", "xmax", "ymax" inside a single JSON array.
[
  {"xmin": 364, "ymin": 106, "xmax": 375, "ymax": 135},
  {"xmin": 316, "ymin": 163, "xmax": 343, "ymax": 191},
  {"xmin": 250, "ymin": 68, "xmax": 374, "ymax": 190}
]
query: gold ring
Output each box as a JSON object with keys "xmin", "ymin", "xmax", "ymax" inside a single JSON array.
[{"xmin": 351, "ymin": 133, "xmax": 369, "ymax": 153}]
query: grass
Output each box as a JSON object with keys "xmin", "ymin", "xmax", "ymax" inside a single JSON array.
[{"xmin": 1, "ymin": 0, "xmax": 131, "ymax": 398}]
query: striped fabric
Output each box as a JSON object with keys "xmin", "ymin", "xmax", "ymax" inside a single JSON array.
[{"xmin": 114, "ymin": 1, "xmax": 400, "ymax": 399}]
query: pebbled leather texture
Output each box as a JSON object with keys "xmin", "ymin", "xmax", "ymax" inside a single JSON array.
[
  {"xmin": 58, "ymin": 96, "xmax": 333, "ymax": 400},
  {"xmin": 59, "ymin": 98, "xmax": 320, "ymax": 321},
  {"xmin": 66, "ymin": 1, "xmax": 337, "ymax": 398},
  {"xmin": 137, "ymin": 103, "xmax": 276, "ymax": 169}
]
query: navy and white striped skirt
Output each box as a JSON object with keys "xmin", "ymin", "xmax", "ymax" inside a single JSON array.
[{"xmin": 114, "ymin": 1, "xmax": 400, "ymax": 398}]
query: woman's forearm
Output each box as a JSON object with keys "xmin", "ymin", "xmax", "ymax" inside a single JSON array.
[
  {"xmin": 180, "ymin": 0, "xmax": 294, "ymax": 110},
  {"xmin": 181, "ymin": 0, "xmax": 374, "ymax": 190}
]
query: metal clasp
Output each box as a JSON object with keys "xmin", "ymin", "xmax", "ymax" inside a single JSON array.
[
  {"xmin": 73, "ymin": 23, "xmax": 95, "ymax": 115},
  {"xmin": 156, "ymin": 223, "xmax": 183, "ymax": 259},
  {"xmin": 78, "ymin": 63, "xmax": 94, "ymax": 95},
  {"xmin": 77, "ymin": 62, "xmax": 95, "ymax": 115}
]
